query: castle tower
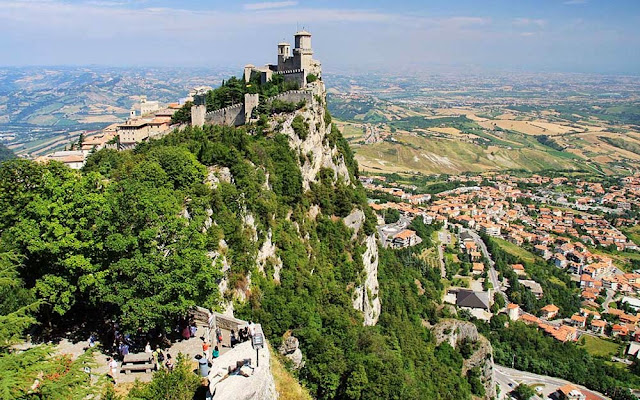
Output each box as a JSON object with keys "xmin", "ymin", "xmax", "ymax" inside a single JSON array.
[
  {"xmin": 191, "ymin": 91, "xmax": 207, "ymax": 127},
  {"xmin": 293, "ymin": 30, "xmax": 313, "ymax": 71},
  {"xmin": 277, "ymin": 42, "xmax": 291, "ymax": 70}
]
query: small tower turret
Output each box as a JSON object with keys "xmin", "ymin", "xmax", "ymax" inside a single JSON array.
[{"xmin": 277, "ymin": 42, "xmax": 292, "ymax": 71}]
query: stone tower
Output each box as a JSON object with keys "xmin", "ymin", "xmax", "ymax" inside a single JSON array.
[
  {"xmin": 191, "ymin": 91, "xmax": 207, "ymax": 128},
  {"xmin": 277, "ymin": 42, "xmax": 291, "ymax": 70},
  {"xmin": 293, "ymin": 30, "xmax": 313, "ymax": 71}
]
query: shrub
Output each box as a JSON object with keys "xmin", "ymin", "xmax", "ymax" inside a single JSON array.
[{"xmin": 292, "ymin": 115, "xmax": 309, "ymax": 140}]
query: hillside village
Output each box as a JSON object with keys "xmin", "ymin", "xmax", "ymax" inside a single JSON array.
[{"xmin": 363, "ymin": 171, "xmax": 640, "ymax": 369}]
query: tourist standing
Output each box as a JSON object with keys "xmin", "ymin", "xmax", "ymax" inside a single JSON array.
[
  {"xmin": 202, "ymin": 340, "xmax": 210, "ymax": 361},
  {"xmin": 230, "ymin": 330, "xmax": 238, "ymax": 348},
  {"xmin": 216, "ymin": 327, "xmax": 222, "ymax": 345},
  {"xmin": 165, "ymin": 354, "xmax": 174, "ymax": 371},
  {"xmin": 249, "ymin": 321, "xmax": 256, "ymax": 338},
  {"xmin": 108, "ymin": 358, "xmax": 118, "ymax": 384}
]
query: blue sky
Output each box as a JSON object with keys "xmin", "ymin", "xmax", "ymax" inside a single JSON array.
[{"xmin": 1, "ymin": 0, "xmax": 639, "ymax": 74}]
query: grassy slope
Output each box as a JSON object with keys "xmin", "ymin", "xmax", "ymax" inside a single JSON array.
[
  {"xmin": 354, "ymin": 133, "xmax": 581, "ymax": 175},
  {"xmin": 622, "ymin": 226, "xmax": 640, "ymax": 246},
  {"xmin": 270, "ymin": 345, "xmax": 313, "ymax": 400},
  {"xmin": 490, "ymin": 237, "xmax": 540, "ymax": 265},
  {"xmin": 578, "ymin": 335, "xmax": 621, "ymax": 358}
]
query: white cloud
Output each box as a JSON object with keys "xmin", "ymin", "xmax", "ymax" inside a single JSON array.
[
  {"xmin": 563, "ymin": 0, "xmax": 587, "ymax": 5},
  {"xmin": 513, "ymin": 18, "xmax": 547, "ymax": 27},
  {"xmin": 243, "ymin": 1, "xmax": 298, "ymax": 11}
]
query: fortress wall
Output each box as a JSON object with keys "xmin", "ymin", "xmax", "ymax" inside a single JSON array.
[
  {"xmin": 203, "ymin": 90, "xmax": 314, "ymax": 127},
  {"xmin": 205, "ymin": 102, "xmax": 245, "ymax": 126},
  {"xmin": 275, "ymin": 69, "xmax": 305, "ymax": 87},
  {"xmin": 265, "ymin": 90, "xmax": 314, "ymax": 107}
]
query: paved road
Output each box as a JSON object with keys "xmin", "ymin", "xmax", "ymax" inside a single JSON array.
[
  {"xmin": 377, "ymin": 215, "xmax": 412, "ymax": 247},
  {"xmin": 437, "ymin": 229, "xmax": 449, "ymax": 279},
  {"xmin": 495, "ymin": 365, "xmax": 609, "ymax": 400},
  {"xmin": 602, "ymin": 289, "xmax": 616, "ymax": 313},
  {"xmin": 462, "ymin": 228, "xmax": 507, "ymax": 303}
]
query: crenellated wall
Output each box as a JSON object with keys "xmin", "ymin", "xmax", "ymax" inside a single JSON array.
[
  {"xmin": 274, "ymin": 69, "xmax": 306, "ymax": 87},
  {"xmin": 264, "ymin": 90, "xmax": 313, "ymax": 108},
  {"xmin": 205, "ymin": 102, "xmax": 246, "ymax": 126},
  {"xmin": 201, "ymin": 90, "xmax": 314, "ymax": 127}
]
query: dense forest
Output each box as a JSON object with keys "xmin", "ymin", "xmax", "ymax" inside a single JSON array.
[{"xmin": 0, "ymin": 101, "xmax": 477, "ymax": 398}]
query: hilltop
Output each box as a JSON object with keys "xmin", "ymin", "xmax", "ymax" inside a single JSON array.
[{"xmin": 0, "ymin": 32, "xmax": 492, "ymax": 400}]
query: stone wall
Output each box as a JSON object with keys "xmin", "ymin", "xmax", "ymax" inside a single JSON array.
[
  {"xmin": 275, "ymin": 69, "xmax": 306, "ymax": 87},
  {"xmin": 265, "ymin": 90, "xmax": 313, "ymax": 107},
  {"xmin": 203, "ymin": 90, "xmax": 312, "ymax": 127},
  {"xmin": 211, "ymin": 311, "xmax": 248, "ymax": 332},
  {"xmin": 205, "ymin": 102, "xmax": 245, "ymax": 126}
]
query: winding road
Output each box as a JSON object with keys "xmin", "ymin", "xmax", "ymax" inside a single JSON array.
[
  {"xmin": 495, "ymin": 365, "xmax": 609, "ymax": 400},
  {"xmin": 461, "ymin": 228, "xmax": 508, "ymax": 303}
]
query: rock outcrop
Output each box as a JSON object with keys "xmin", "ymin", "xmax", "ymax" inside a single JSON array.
[
  {"xmin": 209, "ymin": 340, "xmax": 277, "ymax": 400},
  {"xmin": 275, "ymin": 82, "xmax": 351, "ymax": 190},
  {"xmin": 279, "ymin": 334, "xmax": 304, "ymax": 370},
  {"xmin": 352, "ymin": 233, "xmax": 381, "ymax": 326},
  {"xmin": 433, "ymin": 319, "xmax": 496, "ymax": 400},
  {"xmin": 257, "ymin": 229, "xmax": 284, "ymax": 282}
]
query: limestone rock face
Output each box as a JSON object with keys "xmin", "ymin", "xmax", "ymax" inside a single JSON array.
[
  {"xmin": 432, "ymin": 319, "xmax": 496, "ymax": 400},
  {"xmin": 206, "ymin": 165, "xmax": 232, "ymax": 189},
  {"xmin": 209, "ymin": 341, "xmax": 278, "ymax": 400},
  {"xmin": 257, "ymin": 229, "xmax": 284, "ymax": 282},
  {"xmin": 433, "ymin": 319, "xmax": 479, "ymax": 347},
  {"xmin": 274, "ymin": 81, "xmax": 351, "ymax": 191},
  {"xmin": 343, "ymin": 208, "xmax": 365, "ymax": 240},
  {"xmin": 352, "ymin": 234, "xmax": 381, "ymax": 326},
  {"xmin": 279, "ymin": 335, "xmax": 304, "ymax": 370}
]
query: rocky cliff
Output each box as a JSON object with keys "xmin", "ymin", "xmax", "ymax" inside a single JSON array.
[
  {"xmin": 433, "ymin": 319, "xmax": 496, "ymax": 399},
  {"xmin": 274, "ymin": 81, "xmax": 351, "ymax": 190},
  {"xmin": 208, "ymin": 81, "xmax": 378, "ymax": 326}
]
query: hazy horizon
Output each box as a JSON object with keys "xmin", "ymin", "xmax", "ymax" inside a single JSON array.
[{"xmin": 1, "ymin": 0, "xmax": 640, "ymax": 75}]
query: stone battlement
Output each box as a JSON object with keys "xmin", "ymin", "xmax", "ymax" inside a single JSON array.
[
  {"xmin": 264, "ymin": 90, "xmax": 314, "ymax": 105},
  {"xmin": 193, "ymin": 89, "xmax": 315, "ymax": 127},
  {"xmin": 205, "ymin": 102, "xmax": 244, "ymax": 118},
  {"xmin": 274, "ymin": 69, "xmax": 304, "ymax": 75}
]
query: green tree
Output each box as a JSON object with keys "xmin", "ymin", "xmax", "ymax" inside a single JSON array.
[
  {"xmin": 126, "ymin": 354, "xmax": 201, "ymax": 400},
  {"xmin": 513, "ymin": 383, "xmax": 535, "ymax": 400},
  {"xmin": 171, "ymin": 101, "xmax": 193, "ymax": 125},
  {"xmin": 383, "ymin": 208, "xmax": 400, "ymax": 224}
]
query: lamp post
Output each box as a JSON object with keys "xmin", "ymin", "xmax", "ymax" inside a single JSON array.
[{"xmin": 251, "ymin": 325, "xmax": 264, "ymax": 367}]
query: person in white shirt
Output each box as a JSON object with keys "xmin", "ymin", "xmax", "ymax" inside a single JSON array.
[{"xmin": 108, "ymin": 358, "xmax": 118, "ymax": 384}]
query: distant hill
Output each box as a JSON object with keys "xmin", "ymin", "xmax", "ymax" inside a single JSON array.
[
  {"xmin": 330, "ymin": 96, "xmax": 640, "ymax": 176},
  {"xmin": 0, "ymin": 143, "xmax": 15, "ymax": 162}
]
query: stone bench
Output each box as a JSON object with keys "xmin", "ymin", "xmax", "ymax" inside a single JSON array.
[{"xmin": 121, "ymin": 363, "xmax": 154, "ymax": 374}]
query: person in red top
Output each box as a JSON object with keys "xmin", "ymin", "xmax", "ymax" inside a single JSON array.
[{"xmin": 202, "ymin": 340, "xmax": 211, "ymax": 361}]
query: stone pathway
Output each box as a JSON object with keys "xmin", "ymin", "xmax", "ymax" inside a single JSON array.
[{"xmin": 49, "ymin": 321, "xmax": 242, "ymax": 387}]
